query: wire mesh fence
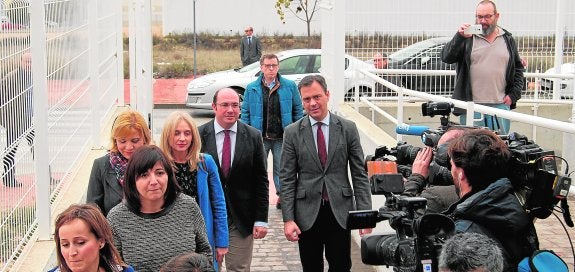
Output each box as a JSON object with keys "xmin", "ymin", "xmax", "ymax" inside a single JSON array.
[{"xmin": 0, "ymin": 0, "xmax": 122, "ymax": 270}]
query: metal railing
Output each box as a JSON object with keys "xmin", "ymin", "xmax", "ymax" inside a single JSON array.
[
  {"xmin": 0, "ymin": 0, "xmax": 124, "ymax": 270},
  {"xmin": 352, "ymin": 68, "xmax": 575, "ymax": 192}
]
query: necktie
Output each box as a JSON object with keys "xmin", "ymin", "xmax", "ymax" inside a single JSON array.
[
  {"xmin": 222, "ymin": 130, "xmax": 231, "ymax": 177},
  {"xmin": 317, "ymin": 123, "xmax": 329, "ymax": 202},
  {"xmin": 248, "ymin": 37, "xmax": 251, "ymax": 46},
  {"xmin": 317, "ymin": 123, "xmax": 327, "ymax": 168}
]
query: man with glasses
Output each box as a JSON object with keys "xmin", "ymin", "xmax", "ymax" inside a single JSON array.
[
  {"xmin": 441, "ymin": 0, "xmax": 523, "ymax": 135},
  {"xmin": 241, "ymin": 54, "xmax": 303, "ymax": 210},
  {"xmin": 240, "ymin": 26, "xmax": 262, "ymax": 66},
  {"xmin": 199, "ymin": 88, "xmax": 269, "ymax": 271}
]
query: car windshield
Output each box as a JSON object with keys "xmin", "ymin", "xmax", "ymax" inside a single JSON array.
[{"xmin": 389, "ymin": 40, "xmax": 438, "ymax": 62}]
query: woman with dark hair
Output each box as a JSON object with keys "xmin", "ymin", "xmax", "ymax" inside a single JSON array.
[
  {"xmin": 49, "ymin": 204, "xmax": 134, "ymax": 272},
  {"xmin": 87, "ymin": 110, "xmax": 152, "ymax": 216},
  {"xmin": 160, "ymin": 252, "xmax": 215, "ymax": 272},
  {"xmin": 160, "ymin": 111, "xmax": 228, "ymax": 270},
  {"xmin": 106, "ymin": 145, "xmax": 212, "ymax": 272}
]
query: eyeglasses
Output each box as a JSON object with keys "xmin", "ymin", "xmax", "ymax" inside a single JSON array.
[
  {"xmin": 217, "ymin": 102, "xmax": 240, "ymax": 109},
  {"xmin": 262, "ymin": 64, "xmax": 279, "ymax": 69},
  {"xmin": 476, "ymin": 14, "xmax": 495, "ymax": 20},
  {"xmin": 244, "ymin": 29, "xmax": 251, "ymax": 33}
]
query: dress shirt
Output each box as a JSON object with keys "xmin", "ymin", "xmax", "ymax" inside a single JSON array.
[
  {"xmin": 213, "ymin": 121, "xmax": 268, "ymax": 228},
  {"xmin": 214, "ymin": 121, "xmax": 237, "ymax": 167},
  {"xmin": 310, "ymin": 114, "xmax": 330, "ymax": 154}
]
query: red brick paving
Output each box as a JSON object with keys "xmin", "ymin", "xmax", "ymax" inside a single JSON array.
[{"xmin": 123, "ymin": 77, "xmax": 193, "ymax": 105}]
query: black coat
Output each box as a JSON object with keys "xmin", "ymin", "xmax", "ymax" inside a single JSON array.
[
  {"xmin": 440, "ymin": 29, "xmax": 524, "ymax": 115},
  {"xmin": 198, "ymin": 120, "xmax": 269, "ymax": 237},
  {"xmin": 445, "ymin": 178, "xmax": 539, "ymax": 272}
]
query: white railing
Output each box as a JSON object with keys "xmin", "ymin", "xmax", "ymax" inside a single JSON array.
[
  {"xmin": 0, "ymin": 0, "xmax": 124, "ymax": 270},
  {"xmin": 352, "ymin": 68, "xmax": 575, "ymax": 191}
]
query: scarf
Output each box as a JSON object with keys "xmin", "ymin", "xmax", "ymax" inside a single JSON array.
[{"xmin": 109, "ymin": 152, "xmax": 128, "ymax": 187}]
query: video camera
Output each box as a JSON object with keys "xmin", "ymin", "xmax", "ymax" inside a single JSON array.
[
  {"xmin": 355, "ymin": 101, "xmax": 573, "ymax": 271},
  {"xmin": 502, "ymin": 132, "xmax": 572, "ymax": 220},
  {"xmin": 348, "ymin": 177, "xmax": 454, "ymax": 271}
]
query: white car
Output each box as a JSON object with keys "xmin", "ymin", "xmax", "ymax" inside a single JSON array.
[
  {"xmin": 540, "ymin": 62, "xmax": 574, "ymax": 98},
  {"xmin": 186, "ymin": 49, "xmax": 374, "ymax": 109}
]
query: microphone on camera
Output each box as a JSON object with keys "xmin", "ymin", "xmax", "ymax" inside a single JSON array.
[{"xmin": 396, "ymin": 123, "xmax": 431, "ymax": 136}]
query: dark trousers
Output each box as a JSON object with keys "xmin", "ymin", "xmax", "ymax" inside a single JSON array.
[
  {"xmin": 298, "ymin": 202, "xmax": 352, "ymax": 272},
  {"xmin": 3, "ymin": 127, "xmax": 34, "ymax": 186}
]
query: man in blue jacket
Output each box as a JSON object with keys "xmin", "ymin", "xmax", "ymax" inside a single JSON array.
[{"xmin": 241, "ymin": 54, "xmax": 303, "ymax": 209}]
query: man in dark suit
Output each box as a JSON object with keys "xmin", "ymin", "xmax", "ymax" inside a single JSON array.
[
  {"xmin": 280, "ymin": 75, "xmax": 372, "ymax": 271},
  {"xmin": 240, "ymin": 26, "xmax": 262, "ymax": 66},
  {"xmin": 198, "ymin": 87, "xmax": 268, "ymax": 271}
]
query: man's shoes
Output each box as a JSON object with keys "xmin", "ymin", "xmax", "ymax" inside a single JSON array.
[{"xmin": 276, "ymin": 198, "xmax": 281, "ymax": 209}]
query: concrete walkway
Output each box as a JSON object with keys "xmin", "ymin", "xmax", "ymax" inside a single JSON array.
[{"xmin": 153, "ymin": 79, "xmax": 575, "ymax": 272}]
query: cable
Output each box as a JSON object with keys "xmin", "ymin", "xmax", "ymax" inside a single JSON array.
[{"xmin": 551, "ymin": 211, "xmax": 575, "ymax": 268}]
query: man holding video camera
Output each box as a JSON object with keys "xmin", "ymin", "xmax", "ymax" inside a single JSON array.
[
  {"xmin": 445, "ymin": 129, "xmax": 538, "ymax": 271},
  {"xmin": 402, "ymin": 128, "xmax": 464, "ymax": 214},
  {"xmin": 441, "ymin": 0, "xmax": 523, "ymax": 135}
]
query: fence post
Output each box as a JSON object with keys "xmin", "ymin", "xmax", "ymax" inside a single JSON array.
[{"xmin": 29, "ymin": 0, "xmax": 50, "ymax": 241}]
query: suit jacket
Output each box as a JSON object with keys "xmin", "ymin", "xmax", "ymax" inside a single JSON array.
[
  {"xmin": 280, "ymin": 113, "xmax": 372, "ymax": 231},
  {"xmin": 198, "ymin": 120, "xmax": 268, "ymax": 237},
  {"xmin": 87, "ymin": 153, "xmax": 124, "ymax": 216},
  {"xmin": 240, "ymin": 35, "xmax": 262, "ymax": 66}
]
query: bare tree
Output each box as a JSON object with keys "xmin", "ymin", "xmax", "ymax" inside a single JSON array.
[{"xmin": 275, "ymin": 0, "xmax": 319, "ymax": 38}]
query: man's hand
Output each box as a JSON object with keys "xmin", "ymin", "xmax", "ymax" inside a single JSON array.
[
  {"xmin": 253, "ymin": 226, "xmax": 268, "ymax": 239},
  {"xmin": 284, "ymin": 220, "xmax": 301, "ymax": 242},
  {"xmin": 411, "ymin": 147, "xmax": 433, "ymax": 178},
  {"xmin": 458, "ymin": 23, "xmax": 473, "ymax": 38},
  {"xmin": 359, "ymin": 228, "xmax": 373, "ymax": 237},
  {"xmin": 215, "ymin": 247, "xmax": 228, "ymax": 264},
  {"xmin": 503, "ymin": 95, "xmax": 512, "ymax": 106}
]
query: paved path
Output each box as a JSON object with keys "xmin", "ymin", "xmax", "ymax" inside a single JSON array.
[
  {"xmin": 151, "ymin": 82, "xmax": 575, "ymax": 271},
  {"xmin": 225, "ymin": 204, "xmax": 376, "ymax": 272}
]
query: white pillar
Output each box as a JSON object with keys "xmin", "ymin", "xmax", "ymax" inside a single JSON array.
[
  {"xmin": 29, "ymin": 0, "xmax": 50, "ymax": 240},
  {"xmin": 320, "ymin": 0, "xmax": 345, "ymax": 114}
]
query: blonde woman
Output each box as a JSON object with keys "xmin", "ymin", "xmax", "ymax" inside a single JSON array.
[
  {"xmin": 87, "ymin": 110, "xmax": 152, "ymax": 216},
  {"xmin": 160, "ymin": 111, "xmax": 228, "ymax": 271}
]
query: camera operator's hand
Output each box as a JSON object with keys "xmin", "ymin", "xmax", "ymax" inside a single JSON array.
[
  {"xmin": 284, "ymin": 220, "xmax": 301, "ymax": 242},
  {"xmin": 359, "ymin": 228, "xmax": 373, "ymax": 237},
  {"xmin": 411, "ymin": 147, "xmax": 433, "ymax": 178}
]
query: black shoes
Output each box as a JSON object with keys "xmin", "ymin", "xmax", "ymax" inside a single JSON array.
[{"xmin": 276, "ymin": 198, "xmax": 281, "ymax": 209}]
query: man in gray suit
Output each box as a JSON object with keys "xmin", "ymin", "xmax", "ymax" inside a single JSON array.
[
  {"xmin": 240, "ymin": 26, "xmax": 262, "ymax": 66},
  {"xmin": 280, "ymin": 75, "xmax": 372, "ymax": 271},
  {"xmin": 198, "ymin": 88, "xmax": 269, "ymax": 271}
]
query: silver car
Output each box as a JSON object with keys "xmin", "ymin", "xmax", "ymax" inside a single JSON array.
[{"xmin": 186, "ymin": 49, "xmax": 374, "ymax": 109}]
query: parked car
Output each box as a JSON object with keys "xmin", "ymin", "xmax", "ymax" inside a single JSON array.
[
  {"xmin": 386, "ymin": 37, "xmax": 455, "ymax": 96},
  {"xmin": 540, "ymin": 62, "xmax": 574, "ymax": 99},
  {"xmin": 186, "ymin": 49, "xmax": 374, "ymax": 109}
]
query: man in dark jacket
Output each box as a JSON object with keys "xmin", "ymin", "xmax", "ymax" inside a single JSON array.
[
  {"xmin": 240, "ymin": 26, "xmax": 262, "ymax": 66},
  {"xmin": 445, "ymin": 129, "xmax": 538, "ymax": 271},
  {"xmin": 199, "ymin": 88, "xmax": 269, "ymax": 271},
  {"xmin": 440, "ymin": 0, "xmax": 524, "ymax": 135}
]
